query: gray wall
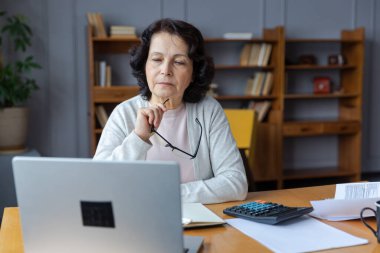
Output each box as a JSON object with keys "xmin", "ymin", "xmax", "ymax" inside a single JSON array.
[{"xmin": 1, "ymin": 0, "xmax": 379, "ymax": 172}]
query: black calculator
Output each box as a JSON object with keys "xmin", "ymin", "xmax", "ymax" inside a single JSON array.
[{"xmin": 223, "ymin": 200, "xmax": 313, "ymax": 225}]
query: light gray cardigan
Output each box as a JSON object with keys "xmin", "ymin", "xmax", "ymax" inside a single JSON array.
[{"xmin": 94, "ymin": 95, "xmax": 248, "ymax": 204}]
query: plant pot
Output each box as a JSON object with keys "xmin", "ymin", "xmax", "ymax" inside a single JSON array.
[{"xmin": 0, "ymin": 107, "xmax": 28, "ymax": 153}]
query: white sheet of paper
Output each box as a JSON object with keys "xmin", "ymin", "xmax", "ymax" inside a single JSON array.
[
  {"xmin": 226, "ymin": 216, "xmax": 368, "ymax": 253},
  {"xmin": 309, "ymin": 182, "xmax": 380, "ymax": 221},
  {"xmin": 335, "ymin": 182, "xmax": 380, "ymax": 199},
  {"xmin": 310, "ymin": 198, "xmax": 378, "ymax": 221}
]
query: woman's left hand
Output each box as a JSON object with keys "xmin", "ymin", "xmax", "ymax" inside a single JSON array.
[{"xmin": 134, "ymin": 102, "xmax": 167, "ymax": 142}]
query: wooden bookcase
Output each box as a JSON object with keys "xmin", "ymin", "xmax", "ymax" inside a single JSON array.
[
  {"xmin": 204, "ymin": 27, "xmax": 285, "ymax": 187},
  {"xmin": 87, "ymin": 26, "xmax": 140, "ymax": 154},
  {"xmin": 87, "ymin": 25, "xmax": 364, "ymax": 189},
  {"xmin": 280, "ymin": 28, "xmax": 364, "ymax": 189}
]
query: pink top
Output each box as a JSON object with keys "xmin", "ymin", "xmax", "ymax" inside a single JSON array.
[{"xmin": 147, "ymin": 103, "xmax": 195, "ymax": 183}]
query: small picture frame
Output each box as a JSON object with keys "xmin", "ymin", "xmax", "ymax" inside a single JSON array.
[
  {"xmin": 298, "ymin": 54, "xmax": 317, "ymax": 65},
  {"xmin": 328, "ymin": 54, "xmax": 346, "ymax": 65},
  {"xmin": 313, "ymin": 77, "xmax": 331, "ymax": 94}
]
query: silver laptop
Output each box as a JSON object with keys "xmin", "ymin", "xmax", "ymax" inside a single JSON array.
[{"xmin": 12, "ymin": 157, "xmax": 203, "ymax": 253}]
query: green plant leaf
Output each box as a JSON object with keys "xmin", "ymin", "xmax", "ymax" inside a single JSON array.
[{"xmin": 0, "ymin": 12, "xmax": 41, "ymax": 108}]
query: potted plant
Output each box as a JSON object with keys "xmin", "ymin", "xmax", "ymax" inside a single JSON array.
[{"xmin": 0, "ymin": 11, "xmax": 41, "ymax": 153}]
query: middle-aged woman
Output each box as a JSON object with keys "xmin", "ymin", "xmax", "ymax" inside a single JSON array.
[{"xmin": 94, "ymin": 18, "xmax": 247, "ymax": 204}]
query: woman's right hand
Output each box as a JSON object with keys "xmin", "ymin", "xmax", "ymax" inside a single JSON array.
[{"xmin": 134, "ymin": 102, "xmax": 167, "ymax": 142}]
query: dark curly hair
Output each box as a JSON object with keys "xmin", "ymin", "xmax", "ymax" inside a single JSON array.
[{"xmin": 130, "ymin": 18, "xmax": 214, "ymax": 103}]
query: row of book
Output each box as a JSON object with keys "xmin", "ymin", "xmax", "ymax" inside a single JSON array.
[
  {"xmin": 94, "ymin": 61, "xmax": 112, "ymax": 87},
  {"xmin": 245, "ymin": 72, "xmax": 273, "ymax": 96},
  {"xmin": 87, "ymin": 13, "xmax": 107, "ymax": 38},
  {"xmin": 240, "ymin": 43, "xmax": 272, "ymax": 67},
  {"xmin": 95, "ymin": 105, "xmax": 109, "ymax": 128},
  {"xmin": 110, "ymin": 26, "xmax": 137, "ymax": 38},
  {"xmin": 248, "ymin": 101, "xmax": 272, "ymax": 122},
  {"xmin": 87, "ymin": 12, "xmax": 137, "ymax": 38}
]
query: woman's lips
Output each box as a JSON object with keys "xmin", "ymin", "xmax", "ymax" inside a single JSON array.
[{"xmin": 157, "ymin": 82, "xmax": 173, "ymax": 86}]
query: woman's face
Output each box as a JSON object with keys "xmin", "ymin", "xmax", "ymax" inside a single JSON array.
[{"xmin": 145, "ymin": 32, "xmax": 193, "ymax": 106}]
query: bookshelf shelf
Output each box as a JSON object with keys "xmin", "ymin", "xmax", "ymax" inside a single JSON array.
[
  {"xmin": 93, "ymin": 40, "xmax": 140, "ymax": 54},
  {"xmin": 284, "ymin": 93, "xmax": 359, "ymax": 99},
  {"xmin": 93, "ymin": 37, "xmax": 140, "ymax": 42},
  {"xmin": 286, "ymin": 64, "xmax": 355, "ymax": 70},
  {"xmin": 283, "ymin": 167, "xmax": 356, "ymax": 180},
  {"xmin": 283, "ymin": 120, "xmax": 360, "ymax": 137},
  {"xmin": 205, "ymin": 38, "xmax": 278, "ymax": 43},
  {"xmin": 215, "ymin": 65, "xmax": 274, "ymax": 70},
  {"xmin": 216, "ymin": 95, "xmax": 276, "ymax": 101},
  {"xmin": 286, "ymin": 38, "xmax": 361, "ymax": 44},
  {"xmin": 93, "ymin": 86, "xmax": 140, "ymax": 103}
]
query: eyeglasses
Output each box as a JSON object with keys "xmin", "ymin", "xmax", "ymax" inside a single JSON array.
[{"xmin": 151, "ymin": 118, "xmax": 202, "ymax": 159}]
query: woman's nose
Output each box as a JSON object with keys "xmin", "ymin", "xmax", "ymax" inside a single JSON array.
[{"xmin": 160, "ymin": 62, "xmax": 173, "ymax": 76}]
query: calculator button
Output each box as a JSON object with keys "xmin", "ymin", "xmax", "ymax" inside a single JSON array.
[{"xmin": 223, "ymin": 201, "xmax": 313, "ymax": 225}]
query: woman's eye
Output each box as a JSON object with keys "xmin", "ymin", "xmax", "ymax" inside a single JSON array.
[
  {"xmin": 152, "ymin": 58, "xmax": 162, "ymax": 62},
  {"xmin": 174, "ymin": 61, "xmax": 185, "ymax": 65}
]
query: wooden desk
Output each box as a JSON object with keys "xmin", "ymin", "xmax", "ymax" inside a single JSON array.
[{"xmin": 1, "ymin": 184, "xmax": 378, "ymax": 253}]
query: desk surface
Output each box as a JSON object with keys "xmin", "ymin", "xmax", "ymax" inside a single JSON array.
[{"xmin": 1, "ymin": 184, "xmax": 378, "ymax": 253}]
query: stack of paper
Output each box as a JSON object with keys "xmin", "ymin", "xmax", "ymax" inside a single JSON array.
[{"xmin": 310, "ymin": 182, "xmax": 380, "ymax": 221}]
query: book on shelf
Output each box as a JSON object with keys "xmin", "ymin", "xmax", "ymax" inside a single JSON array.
[
  {"xmin": 248, "ymin": 101, "xmax": 272, "ymax": 122},
  {"xmin": 111, "ymin": 25, "xmax": 135, "ymax": 32},
  {"xmin": 87, "ymin": 13, "xmax": 96, "ymax": 35},
  {"xmin": 257, "ymin": 43, "xmax": 272, "ymax": 66},
  {"xmin": 87, "ymin": 13, "xmax": 107, "ymax": 38},
  {"xmin": 252, "ymin": 72, "xmax": 265, "ymax": 95},
  {"xmin": 245, "ymin": 72, "xmax": 273, "ymax": 96},
  {"xmin": 244, "ymin": 77, "xmax": 254, "ymax": 95},
  {"xmin": 95, "ymin": 105, "xmax": 109, "ymax": 128},
  {"xmin": 248, "ymin": 43, "xmax": 261, "ymax": 66},
  {"xmin": 96, "ymin": 14, "xmax": 107, "ymax": 37},
  {"xmin": 257, "ymin": 43, "xmax": 267, "ymax": 66},
  {"xmin": 223, "ymin": 32, "xmax": 253, "ymax": 39},
  {"xmin": 110, "ymin": 25, "xmax": 137, "ymax": 38},
  {"xmin": 110, "ymin": 34, "xmax": 138, "ymax": 39},
  {"xmin": 100, "ymin": 61, "xmax": 106, "ymax": 86},
  {"xmin": 105, "ymin": 65, "xmax": 112, "ymax": 87},
  {"xmin": 261, "ymin": 43, "xmax": 272, "ymax": 66},
  {"xmin": 94, "ymin": 60, "xmax": 100, "ymax": 86},
  {"xmin": 240, "ymin": 44, "xmax": 252, "ymax": 66},
  {"xmin": 240, "ymin": 43, "xmax": 273, "ymax": 67},
  {"xmin": 94, "ymin": 61, "xmax": 112, "ymax": 87},
  {"xmin": 261, "ymin": 72, "xmax": 274, "ymax": 95}
]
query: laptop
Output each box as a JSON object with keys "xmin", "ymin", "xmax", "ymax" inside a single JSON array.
[{"xmin": 12, "ymin": 157, "xmax": 203, "ymax": 253}]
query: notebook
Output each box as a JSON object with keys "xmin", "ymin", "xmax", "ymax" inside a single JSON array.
[
  {"xmin": 12, "ymin": 157, "xmax": 203, "ymax": 253},
  {"xmin": 182, "ymin": 203, "xmax": 225, "ymax": 228}
]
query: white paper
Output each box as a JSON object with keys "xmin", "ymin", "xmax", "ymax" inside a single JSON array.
[
  {"xmin": 310, "ymin": 182, "xmax": 380, "ymax": 221},
  {"xmin": 223, "ymin": 32, "xmax": 253, "ymax": 39},
  {"xmin": 310, "ymin": 198, "xmax": 378, "ymax": 221},
  {"xmin": 335, "ymin": 182, "xmax": 380, "ymax": 199},
  {"xmin": 226, "ymin": 216, "xmax": 368, "ymax": 253}
]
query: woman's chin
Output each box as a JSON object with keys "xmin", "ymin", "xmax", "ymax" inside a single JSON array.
[{"xmin": 153, "ymin": 91, "xmax": 176, "ymax": 99}]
